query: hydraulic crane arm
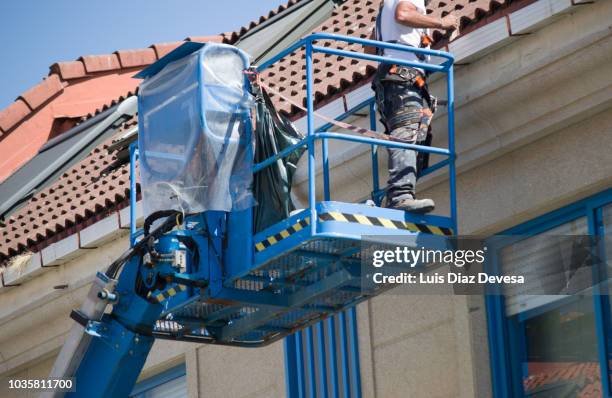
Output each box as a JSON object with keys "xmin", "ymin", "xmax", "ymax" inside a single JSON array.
[
  {"xmin": 43, "ymin": 213, "xmax": 188, "ymax": 398},
  {"xmin": 41, "ymin": 266, "xmax": 162, "ymax": 398},
  {"xmin": 42, "ymin": 273, "xmax": 116, "ymax": 398},
  {"xmin": 44, "ymin": 31, "xmax": 457, "ymax": 398}
]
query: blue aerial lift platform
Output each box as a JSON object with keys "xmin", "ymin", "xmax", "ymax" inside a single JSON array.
[{"xmin": 45, "ymin": 33, "xmax": 457, "ymax": 397}]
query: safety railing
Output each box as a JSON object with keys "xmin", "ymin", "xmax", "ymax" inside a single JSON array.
[{"xmin": 254, "ymin": 33, "xmax": 457, "ymax": 234}]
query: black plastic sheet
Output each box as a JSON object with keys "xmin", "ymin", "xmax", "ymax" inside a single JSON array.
[{"xmin": 253, "ymin": 89, "xmax": 306, "ymax": 232}]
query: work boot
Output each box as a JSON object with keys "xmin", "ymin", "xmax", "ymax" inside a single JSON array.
[{"xmin": 390, "ymin": 197, "xmax": 435, "ymax": 214}]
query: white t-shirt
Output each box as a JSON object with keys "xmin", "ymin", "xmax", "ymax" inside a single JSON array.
[{"xmin": 378, "ymin": 0, "xmax": 429, "ymax": 63}]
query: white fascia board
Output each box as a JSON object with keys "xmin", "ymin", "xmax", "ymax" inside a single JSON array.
[
  {"xmin": 119, "ymin": 201, "xmax": 144, "ymax": 229},
  {"xmin": 79, "ymin": 214, "xmax": 122, "ymax": 248},
  {"xmin": 2, "ymin": 252, "xmax": 43, "ymax": 286},
  {"xmin": 41, "ymin": 234, "xmax": 80, "ymax": 266},
  {"xmin": 3, "ymin": 203, "xmax": 140, "ymax": 286},
  {"xmin": 449, "ymin": 18, "xmax": 513, "ymax": 63},
  {"xmin": 293, "ymin": 97, "xmax": 346, "ymax": 133},
  {"xmin": 293, "ymin": 84, "xmax": 375, "ymax": 133},
  {"xmin": 509, "ymin": 0, "xmax": 573, "ymax": 35},
  {"xmin": 316, "ymin": 98, "xmax": 347, "ymax": 129},
  {"xmin": 345, "ymin": 84, "xmax": 375, "ymax": 110},
  {"xmin": 41, "ymin": 241, "xmax": 59, "ymax": 266}
]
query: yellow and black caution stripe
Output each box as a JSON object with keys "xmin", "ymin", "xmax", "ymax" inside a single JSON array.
[
  {"xmin": 254, "ymin": 217, "xmax": 310, "ymax": 252},
  {"xmin": 150, "ymin": 284, "xmax": 187, "ymax": 303},
  {"xmin": 254, "ymin": 212, "xmax": 453, "ymax": 252},
  {"xmin": 319, "ymin": 212, "xmax": 452, "ymax": 236}
]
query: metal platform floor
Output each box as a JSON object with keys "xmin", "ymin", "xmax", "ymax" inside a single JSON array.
[{"xmin": 153, "ymin": 201, "xmax": 453, "ymax": 346}]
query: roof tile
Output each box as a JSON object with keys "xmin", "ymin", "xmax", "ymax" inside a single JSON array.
[
  {"xmin": 0, "ymin": 99, "xmax": 31, "ymax": 132},
  {"xmin": 186, "ymin": 35, "xmax": 224, "ymax": 43},
  {"xmin": 150, "ymin": 42, "xmax": 184, "ymax": 59},
  {"xmin": 50, "ymin": 61, "xmax": 87, "ymax": 80},
  {"xmin": 0, "ymin": 115, "xmax": 138, "ymax": 261},
  {"xmin": 115, "ymin": 48, "xmax": 157, "ymax": 68},
  {"xmin": 18, "ymin": 74, "xmax": 64, "ymax": 110},
  {"xmin": 79, "ymin": 54, "xmax": 121, "ymax": 73}
]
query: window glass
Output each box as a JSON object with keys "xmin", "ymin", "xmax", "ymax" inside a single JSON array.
[
  {"xmin": 501, "ymin": 217, "xmax": 602, "ymax": 397},
  {"xmin": 604, "ymin": 203, "xmax": 612, "ymax": 279},
  {"xmin": 603, "ymin": 203, "xmax": 612, "ymax": 390},
  {"xmin": 501, "ymin": 219, "xmax": 590, "ymax": 316}
]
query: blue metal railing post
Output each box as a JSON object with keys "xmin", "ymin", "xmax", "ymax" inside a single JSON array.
[
  {"xmin": 327, "ymin": 317, "xmax": 340, "ymax": 398},
  {"xmin": 339, "ymin": 311, "xmax": 351, "ymax": 398},
  {"xmin": 285, "ymin": 335, "xmax": 300, "ymax": 398},
  {"xmin": 323, "ymin": 139, "xmax": 331, "ymax": 200},
  {"xmin": 305, "ymin": 327, "xmax": 317, "ymax": 398},
  {"xmin": 296, "ymin": 331, "xmax": 306, "ymax": 398},
  {"xmin": 447, "ymin": 65, "xmax": 458, "ymax": 233},
  {"xmin": 316, "ymin": 322, "xmax": 329, "ymax": 398},
  {"xmin": 369, "ymin": 102, "xmax": 380, "ymax": 204},
  {"xmin": 129, "ymin": 143, "xmax": 138, "ymax": 247},
  {"xmin": 348, "ymin": 307, "xmax": 362, "ymax": 398},
  {"xmin": 305, "ymin": 42, "xmax": 317, "ymax": 234}
]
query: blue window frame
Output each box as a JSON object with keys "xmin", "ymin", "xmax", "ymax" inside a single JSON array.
[
  {"xmin": 284, "ymin": 307, "xmax": 362, "ymax": 398},
  {"xmin": 486, "ymin": 188, "xmax": 612, "ymax": 397},
  {"xmin": 130, "ymin": 363, "xmax": 187, "ymax": 398}
]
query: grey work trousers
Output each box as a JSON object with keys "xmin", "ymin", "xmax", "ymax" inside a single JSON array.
[{"xmin": 372, "ymin": 64, "xmax": 430, "ymax": 204}]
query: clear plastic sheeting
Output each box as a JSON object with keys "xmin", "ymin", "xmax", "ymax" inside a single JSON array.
[{"xmin": 138, "ymin": 44, "xmax": 254, "ymax": 219}]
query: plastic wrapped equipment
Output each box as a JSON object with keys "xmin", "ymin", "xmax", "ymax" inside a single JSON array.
[{"xmin": 138, "ymin": 43, "xmax": 254, "ymax": 219}]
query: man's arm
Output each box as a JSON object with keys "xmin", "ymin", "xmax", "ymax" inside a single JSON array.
[
  {"xmin": 364, "ymin": 28, "xmax": 377, "ymax": 55},
  {"xmin": 363, "ymin": 1, "xmax": 458, "ymax": 55},
  {"xmin": 395, "ymin": 1, "xmax": 458, "ymax": 30}
]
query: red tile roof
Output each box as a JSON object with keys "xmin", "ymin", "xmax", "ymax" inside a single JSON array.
[
  {"xmin": 0, "ymin": 36, "xmax": 222, "ymax": 138},
  {"xmin": 0, "ymin": 0, "xmax": 536, "ymax": 262},
  {"xmin": 524, "ymin": 362, "xmax": 601, "ymax": 398}
]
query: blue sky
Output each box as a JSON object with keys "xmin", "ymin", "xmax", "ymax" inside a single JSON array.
[{"xmin": 0, "ymin": 0, "xmax": 287, "ymax": 109}]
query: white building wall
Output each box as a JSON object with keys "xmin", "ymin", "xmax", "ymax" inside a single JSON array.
[{"xmin": 0, "ymin": 1, "xmax": 611, "ymax": 397}]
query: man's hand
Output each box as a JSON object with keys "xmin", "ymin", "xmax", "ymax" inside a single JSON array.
[{"xmin": 439, "ymin": 15, "xmax": 458, "ymax": 31}]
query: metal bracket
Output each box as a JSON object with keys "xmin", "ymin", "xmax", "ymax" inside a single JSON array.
[{"xmin": 84, "ymin": 320, "xmax": 107, "ymax": 339}]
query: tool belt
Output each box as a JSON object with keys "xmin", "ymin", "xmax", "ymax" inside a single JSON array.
[{"xmin": 388, "ymin": 65, "xmax": 426, "ymax": 86}]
